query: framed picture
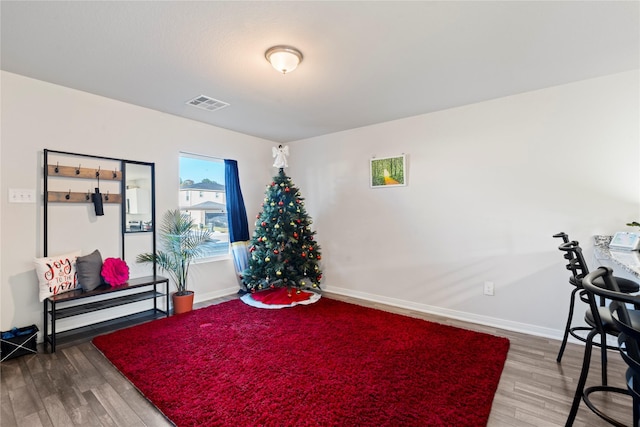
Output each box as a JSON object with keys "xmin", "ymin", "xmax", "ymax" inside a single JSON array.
[{"xmin": 370, "ymin": 155, "xmax": 407, "ymax": 188}]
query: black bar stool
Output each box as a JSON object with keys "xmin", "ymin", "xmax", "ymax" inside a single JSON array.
[
  {"xmin": 553, "ymin": 233, "xmax": 639, "ymax": 385},
  {"xmin": 566, "ymin": 266, "xmax": 640, "ymax": 426}
]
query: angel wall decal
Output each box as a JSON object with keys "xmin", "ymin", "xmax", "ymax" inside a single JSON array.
[{"xmin": 272, "ymin": 145, "xmax": 289, "ymax": 168}]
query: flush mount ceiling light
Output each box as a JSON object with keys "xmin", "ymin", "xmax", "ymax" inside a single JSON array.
[{"xmin": 265, "ymin": 45, "xmax": 303, "ymax": 74}]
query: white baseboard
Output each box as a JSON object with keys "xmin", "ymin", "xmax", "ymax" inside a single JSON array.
[
  {"xmin": 324, "ymin": 285, "xmax": 566, "ymax": 342},
  {"xmin": 195, "ymin": 287, "xmax": 240, "ymax": 304}
]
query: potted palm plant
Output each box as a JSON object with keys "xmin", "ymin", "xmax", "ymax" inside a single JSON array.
[{"xmin": 137, "ymin": 210, "xmax": 214, "ymax": 314}]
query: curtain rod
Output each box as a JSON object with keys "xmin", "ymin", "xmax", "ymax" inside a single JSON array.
[{"xmin": 179, "ymin": 151, "xmax": 225, "ymax": 161}]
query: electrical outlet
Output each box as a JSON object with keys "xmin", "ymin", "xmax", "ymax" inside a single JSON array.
[
  {"xmin": 483, "ymin": 281, "xmax": 495, "ymax": 296},
  {"xmin": 9, "ymin": 189, "xmax": 36, "ymax": 203}
]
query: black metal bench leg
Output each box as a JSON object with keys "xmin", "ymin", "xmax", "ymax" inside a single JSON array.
[
  {"xmin": 43, "ymin": 299, "xmax": 48, "ymax": 353},
  {"xmin": 51, "ymin": 301, "xmax": 56, "ymax": 353}
]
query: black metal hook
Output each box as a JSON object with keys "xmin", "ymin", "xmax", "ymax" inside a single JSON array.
[
  {"xmin": 75, "ymin": 164, "xmax": 81, "ymax": 175},
  {"xmin": 65, "ymin": 190, "xmax": 71, "ymax": 200},
  {"xmin": 54, "ymin": 162, "xmax": 59, "ymax": 173}
]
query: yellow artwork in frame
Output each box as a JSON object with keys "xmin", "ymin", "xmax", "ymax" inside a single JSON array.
[{"xmin": 370, "ymin": 155, "xmax": 407, "ymax": 188}]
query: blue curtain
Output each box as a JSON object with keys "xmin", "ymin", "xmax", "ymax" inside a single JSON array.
[{"xmin": 224, "ymin": 160, "xmax": 250, "ymax": 288}]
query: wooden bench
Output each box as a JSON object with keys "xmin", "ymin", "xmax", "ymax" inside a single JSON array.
[{"xmin": 43, "ymin": 275, "xmax": 169, "ymax": 352}]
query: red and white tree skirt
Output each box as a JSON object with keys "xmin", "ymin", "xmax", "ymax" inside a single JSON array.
[{"xmin": 240, "ymin": 287, "xmax": 321, "ymax": 309}]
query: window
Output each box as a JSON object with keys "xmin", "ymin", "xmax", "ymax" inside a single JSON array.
[{"xmin": 179, "ymin": 153, "xmax": 228, "ymax": 260}]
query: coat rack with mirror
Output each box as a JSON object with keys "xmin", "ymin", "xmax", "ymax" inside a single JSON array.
[{"xmin": 42, "ymin": 149, "xmax": 164, "ymax": 352}]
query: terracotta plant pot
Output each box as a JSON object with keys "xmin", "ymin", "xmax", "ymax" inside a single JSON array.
[{"xmin": 172, "ymin": 291, "xmax": 194, "ymax": 315}]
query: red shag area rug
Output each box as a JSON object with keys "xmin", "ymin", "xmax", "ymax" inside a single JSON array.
[{"xmin": 93, "ymin": 298, "xmax": 510, "ymax": 427}]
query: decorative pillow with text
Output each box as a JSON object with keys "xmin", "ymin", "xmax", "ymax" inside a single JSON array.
[{"xmin": 34, "ymin": 251, "xmax": 81, "ymax": 301}]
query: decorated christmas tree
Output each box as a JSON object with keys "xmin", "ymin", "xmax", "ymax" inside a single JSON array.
[{"xmin": 242, "ymin": 168, "xmax": 322, "ymax": 293}]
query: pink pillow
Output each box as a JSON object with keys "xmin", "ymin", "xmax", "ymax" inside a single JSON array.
[{"xmin": 101, "ymin": 258, "xmax": 129, "ymax": 286}]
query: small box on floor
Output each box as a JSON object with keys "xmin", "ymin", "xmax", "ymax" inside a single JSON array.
[{"xmin": 1, "ymin": 325, "xmax": 38, "ymax": 362}]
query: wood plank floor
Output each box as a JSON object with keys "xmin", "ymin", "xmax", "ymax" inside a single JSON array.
[{"xmin": 1, "ymin": 293, "xmax": 634, "ymax": 426}]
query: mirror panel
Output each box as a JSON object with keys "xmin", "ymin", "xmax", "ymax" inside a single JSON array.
[{"xmin": 124, "ymin": 162, "xmax": 153, "ymax": 233}]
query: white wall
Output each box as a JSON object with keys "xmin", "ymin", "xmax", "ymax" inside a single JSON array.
[
  {"xmin": 2, "ymin": 70, "xmax": 638, "ymax": 342},
  {"xmin": 0, "ymin": 71, "xmax": 273, "ymax": 333},
  {"xmin": 289, "ymin": 70, "xmax": 640, "ymax": 338}
]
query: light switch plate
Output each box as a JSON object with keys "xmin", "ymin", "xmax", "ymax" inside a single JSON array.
[{"xmin": 9, "ymin": 189, "xmax": 36, "ymax": 203}]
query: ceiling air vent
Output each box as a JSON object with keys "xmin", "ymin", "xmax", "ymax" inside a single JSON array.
[{"xmin": 186, "ymin": 95, "xmax": 230, "ymax": 112}]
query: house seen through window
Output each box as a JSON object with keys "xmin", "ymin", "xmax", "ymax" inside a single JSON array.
[{"xmin": 179, "ymin": 153, "xmax": 229, "ymax": 259}]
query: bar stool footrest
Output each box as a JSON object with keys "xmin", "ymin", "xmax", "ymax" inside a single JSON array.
[{"xmin": 583, "ymin": 385, "xmax": 631, "ymax": 427}]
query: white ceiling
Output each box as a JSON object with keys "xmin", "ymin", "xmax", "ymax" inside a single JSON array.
[{"xmin": 2, "ymin": 1, "xmax": 638, "ymax": 143}]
